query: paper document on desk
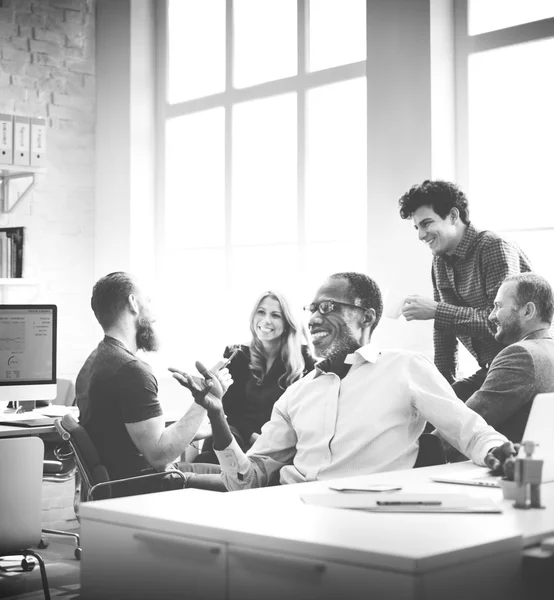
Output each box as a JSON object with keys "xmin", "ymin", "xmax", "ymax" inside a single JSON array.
[
  {"xmin": 300, "ymin": 492, "xmax": 502, "ymax": 513},
  {"xmin": 35, "ymin": 405, "xmax": 79, "ymax": 418},
  {"xmin": 0, "ymin": 411, "xmax": 46, "ymax": 421}
]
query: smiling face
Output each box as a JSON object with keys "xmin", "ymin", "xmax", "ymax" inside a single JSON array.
[
  {"xmin": 252, "ymin": 296, "xmax": 285, "ymax": 345},
  {"xmin": 412, "ymin": 205, "xmax": 460, "ymax": 256},
  {"xmin": 308, "ymin": 277, "xmax": 367, "ymax": 361},
  {"xmin": 489, "ymin": 281, "xmax": 524, "ymax": 345}
]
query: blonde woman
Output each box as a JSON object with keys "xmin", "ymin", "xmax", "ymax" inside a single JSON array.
[{"xmin": 195, "ymin": 290, "xmax": 314, "ymax": 463}]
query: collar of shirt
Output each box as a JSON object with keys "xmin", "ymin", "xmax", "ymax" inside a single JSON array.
[
  {"xmin": 450, "ymin": 222, "xmax": 479, "ymax": 262},
  {"xmin": 313, "ymin": 343, "xmax": 381, "ymax": 377},
  {"xmin": 519, "ymin": 328, "xmax": 554, "ymax": 342}
]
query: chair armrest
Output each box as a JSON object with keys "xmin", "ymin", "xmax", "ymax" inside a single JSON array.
[
  {"xmin": 43, "ymin": 459, "xmax": 64, "ymax": 474},
  {"xmin": 88, "ymin": 469, "xmax": 187, "ymax": 501},
  {"xmin": 185, "ymin": 473, "xmax": 227, "ymax": 492}
]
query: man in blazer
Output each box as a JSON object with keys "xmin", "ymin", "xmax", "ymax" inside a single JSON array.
[{"xmin": 438, "ymin": 272, "xmax": 554, "ymax": 461}]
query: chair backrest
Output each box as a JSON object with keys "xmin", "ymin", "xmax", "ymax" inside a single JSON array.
[
  {"xmin": 53, "ymin": 378, "xmax": 76, "ymax": 406},
  {"xmin": 414, "ymin": 433, "xmax": 446, "ymax": 468},
  {"xmin": 55, "ymin": 413, "xmax": 111, "ymax": 500},
  {"xmin": 0, "ymin": 437, "xmax": 44, "ymax": 552}
]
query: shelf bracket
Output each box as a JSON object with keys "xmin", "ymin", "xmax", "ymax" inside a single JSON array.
[{"xmin": 0, "ymin": 171, "xmax": 38, "ymax": 213}]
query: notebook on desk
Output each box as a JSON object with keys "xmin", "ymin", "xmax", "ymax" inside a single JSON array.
[
  {"xmin": 431, "ymin": 392, "xmax": 554, "ymax": 488},
  {"xmin": 0, "ymin": 411, "xmax": 57, "ymax": 427}
]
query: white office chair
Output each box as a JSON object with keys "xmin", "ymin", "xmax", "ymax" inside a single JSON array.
[{"xmin": 0, "ymin": 436, "xmax": 51, "ymax": 600}]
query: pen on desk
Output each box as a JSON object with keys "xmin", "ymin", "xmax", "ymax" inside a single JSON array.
[{"xmin": 376, "ymin": 501, "xmax": 442, "ymax": 506}]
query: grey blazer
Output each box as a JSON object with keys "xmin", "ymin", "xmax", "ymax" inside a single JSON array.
[{"xmin": 464, "ymin": 329, "xmax": 554, "ymax": 442}]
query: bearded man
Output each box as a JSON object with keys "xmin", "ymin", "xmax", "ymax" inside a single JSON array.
[
  {"xmin": 435, "ymin": 272, "xmax": 554, "ymax": 461},
  {"xmin": 75, "ymin": 272, "xmax": 225, "ymax": 495}
]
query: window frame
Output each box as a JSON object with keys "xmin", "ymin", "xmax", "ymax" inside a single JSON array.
[
  {"xmin": 154, "ymin": 0, "xmax": 368, "ymax": 284},
  {"xmin": 454, "ymin": 0, "xmax": 554, "ymax": 215}
]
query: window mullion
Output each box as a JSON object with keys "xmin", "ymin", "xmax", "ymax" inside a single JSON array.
[
  {"xmin": 454, "ymin": 0, "xmax": 469, "ymax": 192},
  {"xmin": 225, "ymin": 0, "xmax": 234, "ymax": 292},
  {"xmin": 297, "ymin": 0, "xmax": 307, "ymax": 281}
]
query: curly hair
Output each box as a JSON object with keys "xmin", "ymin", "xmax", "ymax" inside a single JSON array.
[
  {"xmin": 249, "ymin": 290, "xmax": 307, "ymax": 390},
  {"xmin": 329, "ymin": 272, "xmax": 383, "ymax": 334},
  {"xmin": 398, "ymin": 180, "xmax": 470, "ymax": 224},
  {"xmin": 504, "ymin": 272, "xmax": 554, "ymax": 324},
  {"xmin": 91, "ymin": 272, "xmax": 138, "ymax": 330}
]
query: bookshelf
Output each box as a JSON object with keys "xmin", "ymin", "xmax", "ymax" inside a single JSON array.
[
  {"xmin": 0, "ymin": 165, "xmax": 46, "ymax": 213},
  {"xmin": 0, "ymin": 227, "xmax": 24, "ymax": 278}
]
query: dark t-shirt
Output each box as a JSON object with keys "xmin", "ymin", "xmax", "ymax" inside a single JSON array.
[
  {"xmin": 222, "ymin": 344, "xmax": 315, "ymax": 444},
  {"xmin": 75, "ymin": 336, "xmax": 162, "ymax": 482}
]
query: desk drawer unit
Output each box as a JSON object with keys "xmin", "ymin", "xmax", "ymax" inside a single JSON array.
[
  {"xmin": 227, "ymin": 544, "xmax": 521, "ymax": 600},
  {"xmin": 228, "ymin": 544, "xmax": 414, "ymax": 600},
  {"xmin": 81, "ymin": 520, "xmax": 521, "ymax": 600},
  {"xmin": 80, "ymin": 520, "xmax": 226, "ymax": 600}
]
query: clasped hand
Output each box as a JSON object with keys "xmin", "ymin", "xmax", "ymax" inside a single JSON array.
[{"xmin": 484, "ymin": 441, "xmax": 520, "ymax": 478}]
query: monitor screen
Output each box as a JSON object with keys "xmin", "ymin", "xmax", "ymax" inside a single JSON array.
[{"xmin": 0, "ymin": 304, "xmax": 57, "ymax": 403}]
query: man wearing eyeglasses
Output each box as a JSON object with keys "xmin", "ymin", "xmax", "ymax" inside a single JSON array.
[{"xmin": 171, "ymin": 272, "xmax": 516, "ymax": 490}]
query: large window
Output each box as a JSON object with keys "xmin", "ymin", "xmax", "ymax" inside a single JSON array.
[
  {"xmin": 158, "ymin": 0, "xmax": 367, "ymax": 368},
  {"xmin": 455, "ymin": 0, "xmax": 554, "ymax": 374}
]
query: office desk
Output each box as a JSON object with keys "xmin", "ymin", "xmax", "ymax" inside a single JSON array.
[
  {"xmin": 79, "ymin": 462, "xmax": 554, "ymax": 600},
  {"xmin": 0, "ymin": 423, "xmax": 57, "ymax": 437}
]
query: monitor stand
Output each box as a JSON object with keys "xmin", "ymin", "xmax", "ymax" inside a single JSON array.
[{"xmin": 7, "ymin": 400, "xmax": 36, "ymax": 413}]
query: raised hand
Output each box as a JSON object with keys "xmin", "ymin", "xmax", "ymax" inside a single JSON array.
[
  {"xmin": 169, "ymin": 360, "xmax": 225, "ymax": 414},
  {"xmin": 210, "ymin": 358, "xmax": 234, "ymax": 395}
]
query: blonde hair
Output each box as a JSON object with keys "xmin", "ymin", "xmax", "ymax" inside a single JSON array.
[{"xmin": 249, "ymin": 290, "xmax": 306, "ymax": 389}]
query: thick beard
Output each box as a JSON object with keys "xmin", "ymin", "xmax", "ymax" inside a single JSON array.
[
  {"xmin": 495, "ymin": 318, "xmax": 522, "ymax": 345},
  {"xmin": 136, "ymin": 315, "xmax": 160, "ymax": 352}
]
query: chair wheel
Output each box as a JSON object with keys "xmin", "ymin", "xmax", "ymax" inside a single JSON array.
[
  {"xmin": 38, "ymin": 538, "xmax": 49, "ymax": 549},
  {"xmin": 21, "ymin": 558, "xmax": 36, "ymax": 571},
  {"xmin": 75, "ymin": 547, "xmax": 82, "ymax": 560}
]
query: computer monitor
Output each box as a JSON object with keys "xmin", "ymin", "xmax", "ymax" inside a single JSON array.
[{"xmin": 0, "ymin": 304, "xmax": 57, "ymax": 405}]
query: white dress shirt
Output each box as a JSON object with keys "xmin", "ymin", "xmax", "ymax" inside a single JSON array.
[{"xmin": 215, "ymin": 344, "xmax": 507, "ymax": 490}]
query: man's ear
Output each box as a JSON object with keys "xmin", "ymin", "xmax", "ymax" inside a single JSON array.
[
  {"xmin": 128, "ymin": 293, "xmax": 140, "ymax": 315},
  {"xmin": 449, "ymin": 207, "xmax": 460, "ymax": 223},
  {"xmin": 363, "ymin": 308, "xmax": 376, "ymax": 329},
  {"xmin": 523, "ymin": 302, "xmax": 537, "ymax": 320}
]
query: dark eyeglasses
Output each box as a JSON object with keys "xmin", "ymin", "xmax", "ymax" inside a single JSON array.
[{"xmin": 303, "ymin": 300, "xmax": 367, "ymax": 315}]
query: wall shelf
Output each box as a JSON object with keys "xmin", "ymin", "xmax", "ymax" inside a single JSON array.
[{"xmin": 0, "ymin": 165, "xmax": 46, "ymax": 213}]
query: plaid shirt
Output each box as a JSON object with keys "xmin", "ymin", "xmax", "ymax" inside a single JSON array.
[{"xmin": 432, "ymin": 223, "xmax": 532, "ymax": 383}]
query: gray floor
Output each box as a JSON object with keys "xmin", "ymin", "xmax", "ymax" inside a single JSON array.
[{"xmin": 0, "ymin": 533, "xmax": 80, "ymax": 599}]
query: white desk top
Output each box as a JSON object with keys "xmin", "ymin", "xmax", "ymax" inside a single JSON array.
[{"xmin": 79, "ymin": 462, "xmax": 554, "ymax": 575}]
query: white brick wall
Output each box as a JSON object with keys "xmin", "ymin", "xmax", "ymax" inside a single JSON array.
[{"xmin": 0, "ymin": 0, "xmax": 97, "ymax": 382}]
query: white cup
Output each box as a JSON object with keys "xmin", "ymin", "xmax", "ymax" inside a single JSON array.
[{"xmin": 383, "ymin": 288, "xmax": 408, "ymax": 320}]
